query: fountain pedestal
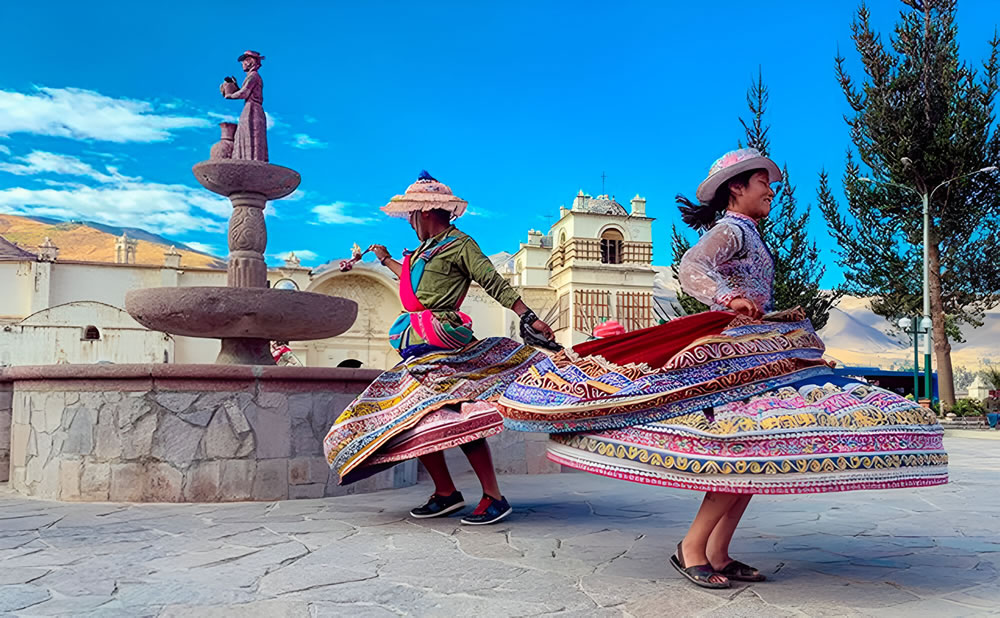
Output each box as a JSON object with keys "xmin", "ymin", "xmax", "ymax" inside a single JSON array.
[{"xmin": 125, "ymin": 159, "xmax": 357, "ymax": 364}]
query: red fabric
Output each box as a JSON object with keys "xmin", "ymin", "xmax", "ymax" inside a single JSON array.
[{"xmin": 572, "ymin": 311, "xmax": 736, "ymax": 368}]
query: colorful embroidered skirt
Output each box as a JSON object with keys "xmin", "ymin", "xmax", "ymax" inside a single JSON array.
[
  {"xmin": 497, "ymin": 310, "xmax": 835, "ymax": 434},
  {"xmin": 324, "ymin": 337, "xmax": 547, "ymax": 484},
  {"xmin": 497, "ymin": 310, "xmax": 948, "ymax": 495},
  {"xmin": 547, "ymin": 377, "xmax": 948, "ymax": 494}
]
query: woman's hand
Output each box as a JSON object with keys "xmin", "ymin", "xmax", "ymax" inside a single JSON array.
[
  {"xmin": 531, "ymin": 319, "xmax": 555, "ymax": 341},
  {"xmin": 728, "ymin": 297, "xmax": 763, "ymax": 319},
  {"xmin": 368, "ymin": 244, "xmax": 391, "ymax": 263}
]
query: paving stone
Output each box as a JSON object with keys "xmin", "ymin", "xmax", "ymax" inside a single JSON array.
[
  {"xmin": 159, "ymin": 599, "xmax": 312, "ymax": 618},
  {"xmin": 0, "ymin": 584, "xmax": 51, "ymax": 612},
  {"xmin": 0, "ymin": 437, "xmax": 996, "ymax": 617}
]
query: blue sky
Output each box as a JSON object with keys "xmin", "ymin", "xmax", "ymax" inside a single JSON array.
[{"xmin": 1, "ymin": 1, "xmax": 998, "ymax": 286}]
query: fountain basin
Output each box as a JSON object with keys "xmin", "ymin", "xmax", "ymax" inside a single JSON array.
[
  {"xmin": 193, "ymin": 160, "xmax": 300, "ymax": 199},
  {"xmin": 125, "ymin": 287, "xmax": 357, "ymax": 340}
]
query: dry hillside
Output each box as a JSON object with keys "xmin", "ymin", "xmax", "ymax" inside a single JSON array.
[{"xmin": 0, "ymin": 214, "xmax": 224, "ymax": 268}]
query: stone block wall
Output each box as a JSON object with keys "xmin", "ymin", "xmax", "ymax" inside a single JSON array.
[
  {"xmin": 4, "ymin": 365, "xmax": 417, "ymax": 501},
  {"xmin": 0, "ymin": 377, "xmax": 11, "ymax": 482},
  {"xmin": 2, "ymin": 364, "xmax": 564, "ymax": 502}
]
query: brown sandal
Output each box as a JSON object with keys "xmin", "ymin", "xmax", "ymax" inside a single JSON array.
[{"xmin": 670, "ymin": 541, "xmax": 731, "ymax": 589}]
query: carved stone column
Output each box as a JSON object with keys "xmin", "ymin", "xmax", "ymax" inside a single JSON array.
[{"xmin": 227, "ymin": 191, "xmax": 268, "ymax": 288}]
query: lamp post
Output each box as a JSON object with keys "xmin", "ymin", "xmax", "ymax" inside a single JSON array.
[
  {"xmin": 860, "ymin": 163, "xmax": 998, "ymax": 405},
  {"xmin": 897, "ymin": 316, "xmax": 932, "ymax": 399}
]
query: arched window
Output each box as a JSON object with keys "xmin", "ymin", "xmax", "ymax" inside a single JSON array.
[
  {"xmin": 600, "ymin": 229, "xmax": 624, "ymax": 264},
  {"xmin": 83, "ymin": 325, "xmax": 100, "ymax": 341},
  {"xmin": 559, "ymin": 231, "xmax": 567, "ymax": 246},
  {"xmin": 337, "ymin": 359, "xmax": 363, "ymax": 368}
]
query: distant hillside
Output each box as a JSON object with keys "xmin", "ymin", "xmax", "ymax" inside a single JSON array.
[{"xmin": 0, "ymin": 214, "xmax": 225, "ymax": 268}]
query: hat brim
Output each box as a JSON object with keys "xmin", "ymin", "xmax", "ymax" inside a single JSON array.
[
  {"xmin": 696, "ymin": 157, "xmax": 782, "ymax": 204},
  {"xmin": 238, "ymin": 53, "xmax": 264, "ymax": 62},
  {"xmin": 380, "ymin": 196, "xmax": 468, "ymax": 219}
]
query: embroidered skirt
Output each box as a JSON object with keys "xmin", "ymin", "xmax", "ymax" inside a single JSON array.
[
  {"xmin": 324, "ymin": 337, "xmax": 547, "ymax": 484},
  {"xmin": 547, "ymin": 377, "xmax": 947, "ymax": 494},
  {"xmin": 497, "ymin": 310, "xmax": 948, "ymax": 494}
]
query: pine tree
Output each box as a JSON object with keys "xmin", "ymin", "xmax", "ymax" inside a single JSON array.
[
  {"xmin": 818, "ymin": 0, "xmax": 1000, "ymax": 407},
  {"xmin": 670, "ymin": 69, "xmax": 838, "ymax": 330}
]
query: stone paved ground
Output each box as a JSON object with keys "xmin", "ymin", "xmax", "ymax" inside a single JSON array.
[{"xmin": 1, "ymin": 435, "xmax": 999, "ymax": 617}]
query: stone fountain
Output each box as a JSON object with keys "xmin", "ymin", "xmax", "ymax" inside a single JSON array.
[
  {"xmin": 124, "ymin": 52, "xmax": 357, "ymax": 364},
  {"xmin": 0, "ymin": 52, "xmax": 422, "ymax": 504}
]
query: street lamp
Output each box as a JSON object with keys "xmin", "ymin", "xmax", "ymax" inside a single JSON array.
[
  {"xmin": 860, "ymin": 163, "xmax": 998, "ymax": 403},
  {"xmin": 897, "ymin": 316, "xmax": 933, "ymax": 400}
]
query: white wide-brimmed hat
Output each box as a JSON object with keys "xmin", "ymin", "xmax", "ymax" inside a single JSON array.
[
  {"xmin": 381, "ymin": 171, "xmax": 468, "ymax": 219},
  {"xmin": 695, "ymin": 148, "xmax": 782, "ymax": 203}
]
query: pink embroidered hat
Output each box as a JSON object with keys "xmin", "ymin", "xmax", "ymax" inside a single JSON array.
[
  {"xmin": 695, "ymin": 148, "xmax": 782, "ymax": 203},
  {"xmin": 381, "ymin": 171, "xmax": 469, "ymax": 219}
]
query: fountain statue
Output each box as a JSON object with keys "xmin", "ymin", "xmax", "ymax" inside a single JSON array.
[{"xmin": 125, "ymin": 50, "xmax": 357, "ymax": 364}]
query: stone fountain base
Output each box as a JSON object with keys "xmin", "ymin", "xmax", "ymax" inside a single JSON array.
[{"xmin": 0, "ymin": 365, "xmax": 417, "ymax": 501}]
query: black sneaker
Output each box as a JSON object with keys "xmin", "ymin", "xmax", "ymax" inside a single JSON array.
[
  {"xmin": 409, "ymin": 491, "xmax": 465, "ymax": 519},
  {"xmin": 460, "ymin": 494, "xmax": 513, "ymax": 525}
]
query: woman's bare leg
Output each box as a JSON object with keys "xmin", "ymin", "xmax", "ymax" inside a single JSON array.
[
  {"xmin": 707, "ymin": 494, "xmax": 752, "ymax": 569},
  {"xmin": 679, "ymin": 492, "xmax": 742, "ymax": 585}
]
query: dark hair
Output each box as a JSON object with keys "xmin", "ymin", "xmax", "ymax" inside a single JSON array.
[{"xmin": 676, "ymin": 168, "xmax": 761, "ymax": 231}]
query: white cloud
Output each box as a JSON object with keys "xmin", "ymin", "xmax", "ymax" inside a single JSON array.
[
  {"xmin": 0, "ymin": 150, "xmax": 136, "ymax": 183},
  {"xmin": 266, "ymin": 112, "xmax": 278, "ymax": 130},
  {"xmin": 0, "ymin": 87, "xmax": 210, "ymax": 142},
  {"xmin": 0, "ymin": 150, "xmax": 231, "ymax": 236},
  {"xmin": 304, "ymin": 115, "xmax": 318, "ymax": 124},
  {"xmin": 0, "ymin": 144, "xmax": 10, "ymax": 155},
  {"xmin": 291, "ymin": 133, "xmax": 327, "ymax": 149},
  {"xmin": 183, "ymin": 242, "xmax": 222, "ymax": 256},
  {"xmin": 311, "ymin": 202, "xmax": 373, "ymax": 225},
  {"xmin": 275, "ymin": 249, "xmax": 319, "ymax": 262}
]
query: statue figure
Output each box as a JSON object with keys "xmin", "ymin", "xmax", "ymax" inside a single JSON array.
[{"xmin": 220, "ymin": 50, "xmax": 268, "ymax": 162}]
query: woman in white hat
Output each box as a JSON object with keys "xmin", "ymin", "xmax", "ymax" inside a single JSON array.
[
  {"xmin": 324, "ymin": 171, "xmax": 556, "ymax": 525},
  {"xmin": 496, "ymin": 148, "xmax": 947, "ymax": 588}
]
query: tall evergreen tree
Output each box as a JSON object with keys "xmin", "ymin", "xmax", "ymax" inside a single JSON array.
[
  {"xmin": 818, "ymin": 0, "xmax": 1000, "ymax": 407},
  {"xmin": 670, "ymin": 70, "xmax": 838, "ymax": 330}
]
